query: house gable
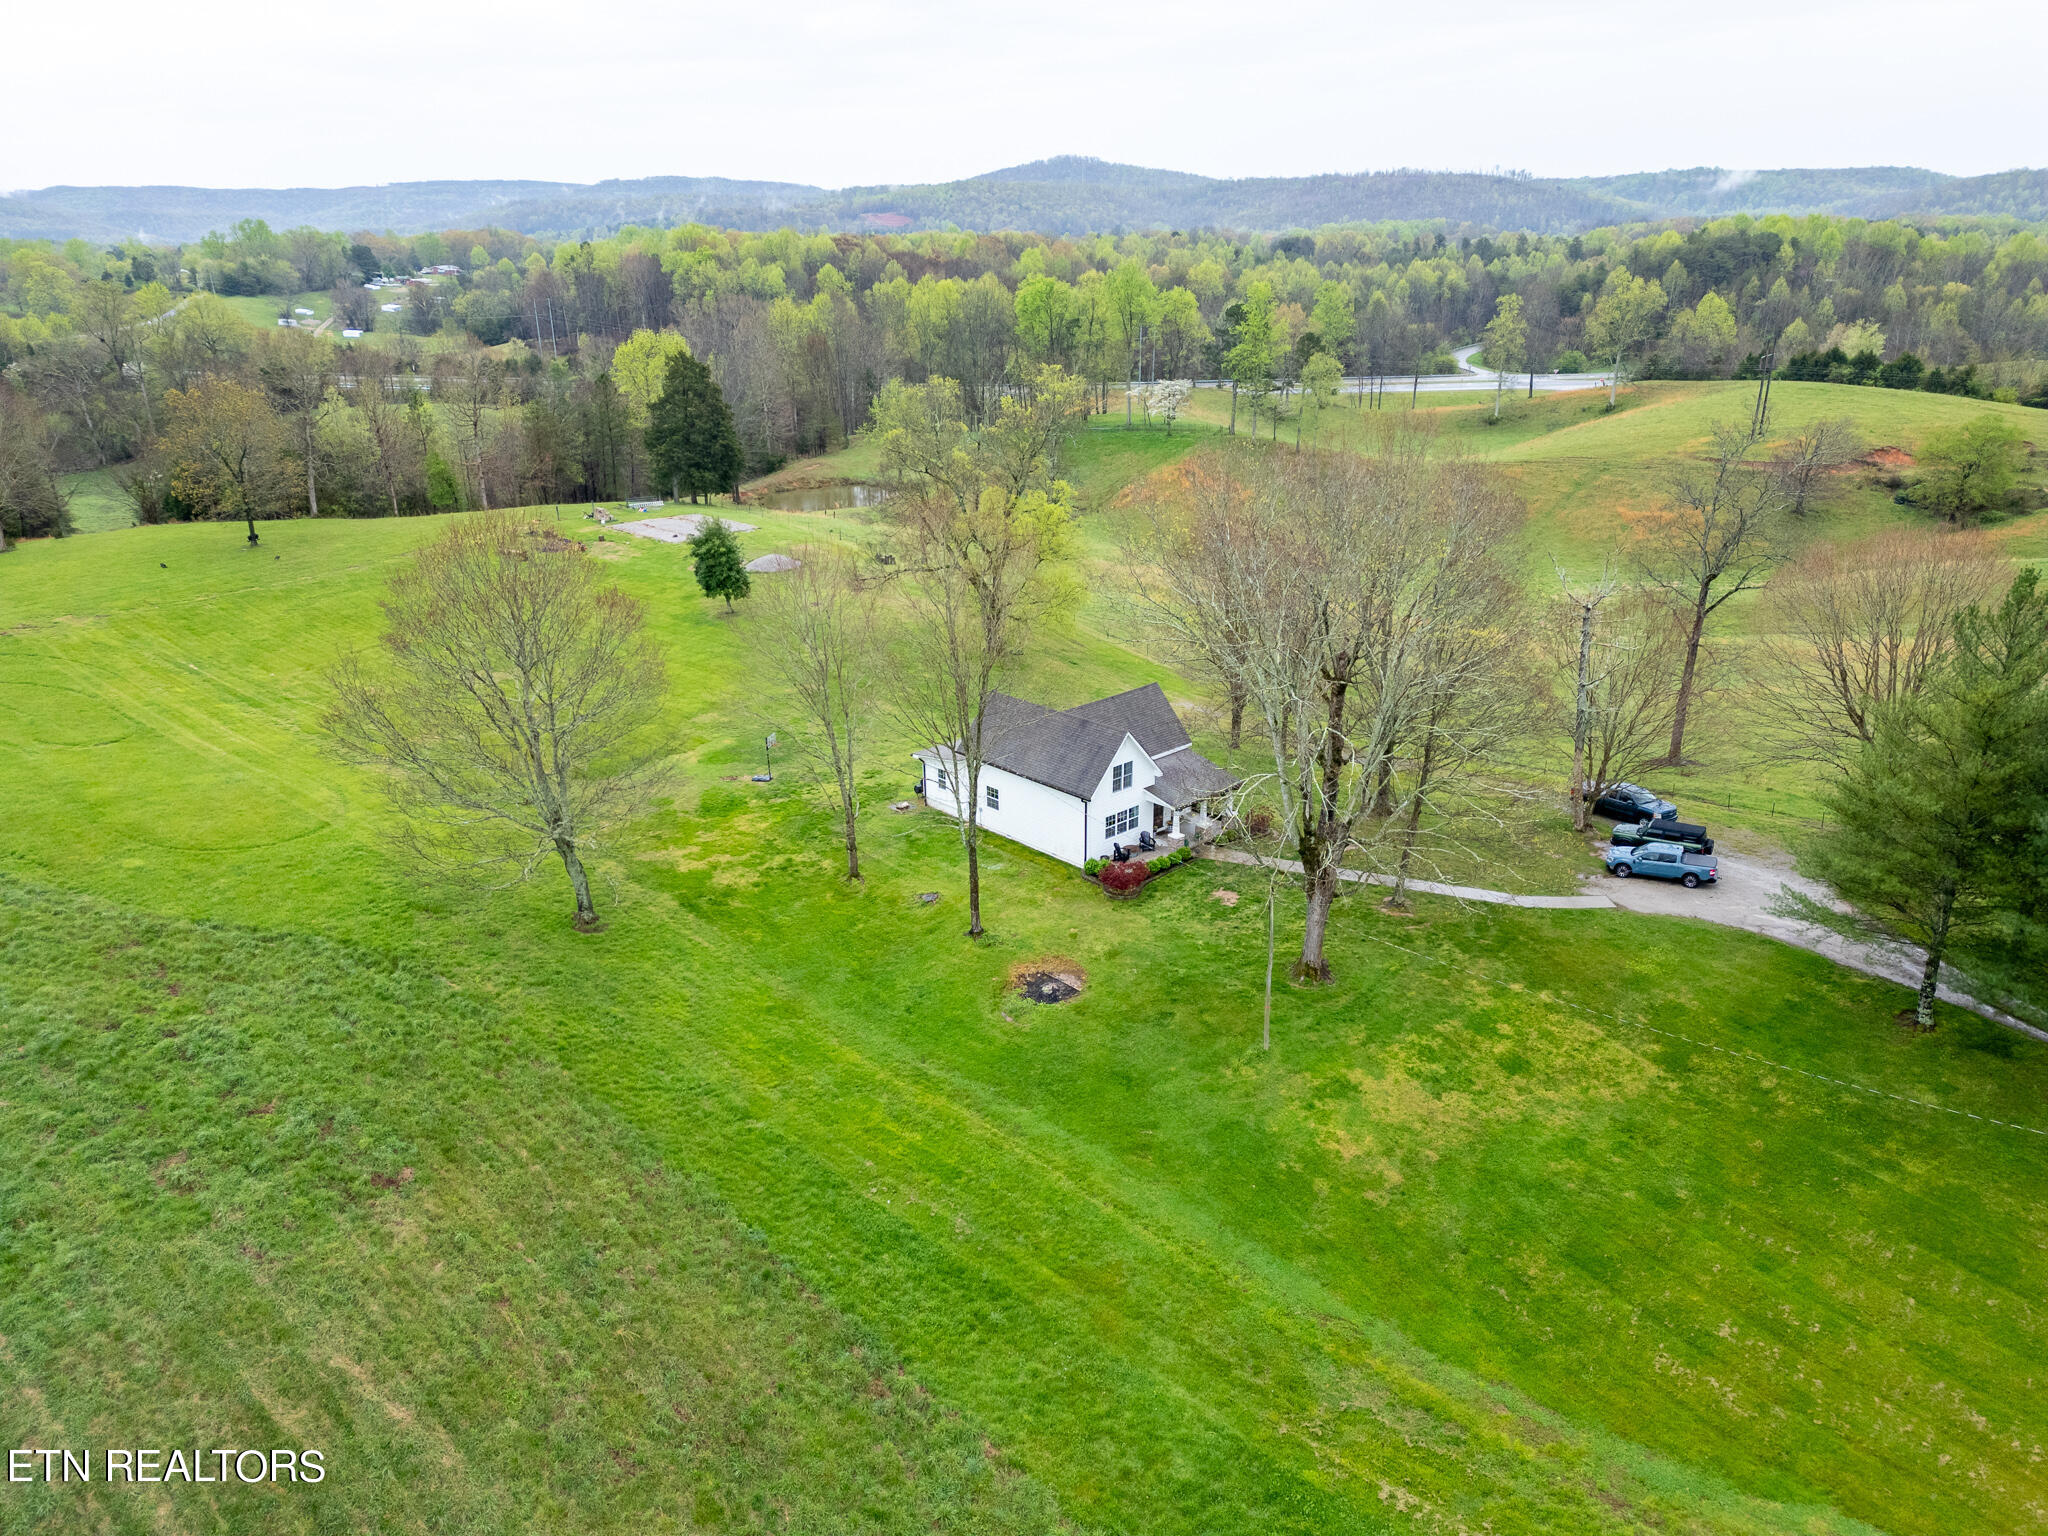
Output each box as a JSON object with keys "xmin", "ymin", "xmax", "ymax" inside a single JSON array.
[{"xmin": 912, "ymin": 687, "xmax": 1236, "ymax": 868}]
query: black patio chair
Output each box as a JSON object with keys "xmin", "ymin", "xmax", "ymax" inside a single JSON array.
[{"xmin": 1138, "ymin": 829, "xmax": 1158, "ymax": 852}]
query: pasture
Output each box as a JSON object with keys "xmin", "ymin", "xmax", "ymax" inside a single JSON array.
[{"xmin": 3, "ymin": 446, "xmax": 2046, "ymax": 1532}]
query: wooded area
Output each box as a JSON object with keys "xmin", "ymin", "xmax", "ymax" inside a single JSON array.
[{"xmin": 4, "ymin": 209, "xmax": 2047, "ymax": 539}]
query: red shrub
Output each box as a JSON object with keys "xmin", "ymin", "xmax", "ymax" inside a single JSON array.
[{"xmin": 1099, "ymin": 860, "xmax": 1148, "ymax": 895}]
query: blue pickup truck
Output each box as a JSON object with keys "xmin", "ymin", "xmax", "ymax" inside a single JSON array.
[{"xmin": 1604, "ymin": 840, "xmax": 1718, "ymax": 888}]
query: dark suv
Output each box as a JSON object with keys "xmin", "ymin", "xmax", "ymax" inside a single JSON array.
[
  {"xmin": 1584, "ymin": 781, "xmax": 1678, "ymax": 822},
  {"xmin": 1609, "ymin": 818, "xmax": 1714, "ymax": 854}
]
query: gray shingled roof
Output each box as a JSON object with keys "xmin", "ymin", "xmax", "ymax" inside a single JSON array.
[
  {"xmin": 963, "ymin": 683, "xmax": 1232, "ymax": 803},
  {"xmin": 1061, "ymin": 683, "xmax": 1191, "ymax": 759},
  {"xmin": 1148, "ymin": 748, "xmax": 1237, "ymax": 807},
  {"xmin": 975, "ymin": 693, "xmax": 1127, "ymax": 799}
]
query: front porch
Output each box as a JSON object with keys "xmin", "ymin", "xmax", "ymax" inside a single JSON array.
[
  {"xmin": 1103, "ymin": 795, "xmax": 1200, "ymax": 860},
  {"xmin": 1116, "ymin": 828, "xmax": 1186, "ymax": 857}
]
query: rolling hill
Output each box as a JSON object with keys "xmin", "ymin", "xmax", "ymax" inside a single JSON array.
[
  {"xmin": 5, "ymin": 389, "xmax": 2047, "ymax": 1531},
  {"xmin": 6, "ymin": 157, "xmax": 2046, "ymax": 242}
]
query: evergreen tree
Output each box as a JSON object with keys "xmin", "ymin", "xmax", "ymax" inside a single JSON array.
[
  {"xmin": 690, "ymin": 516, "xmax": 751, "ymax": 611},
  {"xmin": 645, "ymin": 352, "xmax": 745, "ymax": 504},
  {"xmin": 1801, "ymin": 571, "xmax": 2048, "ymax": 1029}
]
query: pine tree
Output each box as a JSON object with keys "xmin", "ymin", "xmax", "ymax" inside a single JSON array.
[
  {"xmin": 645, "ymin": 352, "xmax": 745, "ymax": 504},
  {"xmin": 690, "ymin": 517, "xmax": 751, "ymax": 611},
  {"xmin": 1801, "ymin": 570, "xmax": 2048, "ymax": 1028}
]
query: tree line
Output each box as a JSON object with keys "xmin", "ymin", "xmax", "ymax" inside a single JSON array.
[{"xmin": 8, "ymin": 209, "xmax": 2048, "ymax": 522}]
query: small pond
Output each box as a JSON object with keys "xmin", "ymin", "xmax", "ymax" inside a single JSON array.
[{"xmin": 750, "ymin": 483, "xmax": 890, "ymax": 513}]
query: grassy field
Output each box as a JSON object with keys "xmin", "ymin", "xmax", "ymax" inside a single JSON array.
[
  {"xmin": 945, "ymin": 389, "xmax": 2048, "ymax": 838},
  {"xmin": 218, "ymin": 291, "xmax": 333, "ymax": 330},
  {"xmin": 0, "ymin": 881, "xmax": 1060, "ymax": 1534},
  {"xmin": 3, "ymin": 504, "xmax": 2046, "ymax": 1533},
  {"xmin": 55, "ymin": 466, "xmax": 135, "ymax": 533}
]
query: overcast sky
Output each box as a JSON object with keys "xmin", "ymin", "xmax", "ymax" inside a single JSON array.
[{"xmin": 7, "ymin": 0, "xmax": 2043, "ymax": 190}]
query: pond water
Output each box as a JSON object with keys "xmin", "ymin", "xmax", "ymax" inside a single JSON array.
[{"xmin": 749, "ymin": 483, "xmax": 890, "ymax": 512}]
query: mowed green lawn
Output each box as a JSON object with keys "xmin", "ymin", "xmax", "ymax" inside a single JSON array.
[
  {"xmin": 218, "ymin": 291, "xmax": 333, "ymax": 330},
  {"xmin": 2, "ymin": 509, "xmax": 2046, "ymax": 1533},
  {"xmin": 1044, "ymin": 388, "xmax": 2048, "ymax": 838},
  {"xmin": 55, "ymin": 466, "xmax": 135, "ymax": 534}
]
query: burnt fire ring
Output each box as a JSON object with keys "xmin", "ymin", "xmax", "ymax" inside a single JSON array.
[{"xmin": 1015, "ymin": 971, "xmax": 1081, "ymax": 1005}]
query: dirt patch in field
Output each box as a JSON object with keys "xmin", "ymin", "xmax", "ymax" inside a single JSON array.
[
  {"xmin": 1861, "ymin": 446, "xmax": 1915, "ymax": 469},
  {"xmin": 1009, "ymin": 956, "xmax": 1087, "ymax": 1004}
]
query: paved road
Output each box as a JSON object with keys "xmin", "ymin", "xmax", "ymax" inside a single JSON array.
[{"xmin": 1188, "ymin": 345, "xmax": 1613, "ymax": 401}]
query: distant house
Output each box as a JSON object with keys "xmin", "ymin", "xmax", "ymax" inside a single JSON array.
[{"xmin": 913, "ymin": 684, "xmax": 1236, "ymax": 867}]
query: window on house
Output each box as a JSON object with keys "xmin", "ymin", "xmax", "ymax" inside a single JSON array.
[
  {"xmin": 986, "ymin": 783, "xmax": 999, "ymax": 810},
  {"xmin": 934, "ymin": 766, "xmax": 948, "ymax": 789},
  {"xmin": 1103, "ymin": 806, "xmax": 1139, "ymax": 839},
  {"xmin": 1112, "ymin": 761, "xmax": 1133, "ymax": 791}
]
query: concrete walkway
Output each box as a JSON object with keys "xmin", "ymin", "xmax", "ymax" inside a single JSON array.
[{"xmin": 1205, "ymin": 846, "xmax": 1614, "ymax": 909}]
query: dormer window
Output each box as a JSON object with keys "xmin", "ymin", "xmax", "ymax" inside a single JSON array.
[{"xmin": 1112, "ymin": 761, "xmax": 1133, "ymax": 791}]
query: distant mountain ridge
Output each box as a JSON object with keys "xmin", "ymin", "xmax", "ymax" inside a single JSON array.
[{"xmin": 5, "ymin": 157, "xmax": 2043, "ymax": 243}]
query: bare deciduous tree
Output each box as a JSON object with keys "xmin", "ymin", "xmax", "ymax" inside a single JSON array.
[
  {"xmin": 325, "ymin": 512, "xmax": 666, "ymax": 930},
  {"xmin": 437, "ymin": 347, "xmax": 499, "ymax": 509},
  {"xmin": 1139, "ymin": 428, "xmax": 1529, "ymax": 983},
  {"xmin": 1773, "ymin": 416, "xmax": 1862, "ymax": 517},
  {"xmin": 1556, "ymin": 592, "xmax": 1687, "ymax": 818},
  {"xmin": 1123, "ymin": 455, "xmax": 1268, "ymax": 750},
  {"xmin": 1636, "ymin": 422, "xmax": 1786, "ymax": 764},
  {"xmin": 254, "ymin": 330, "xmax": 335, "ymax": 519},
  {"xmin": 878, "ymin": 372, "xmax": 1083, "ymax": 937},
  {"xmin": 352, "ymin": 375, "xmax": 416, "ymax": 518},
  {"xmin": 1749, "ymin": 527, "xmax": 2007, "ymax": 769},
  {"xmin": 1383, "ymin": 541, "xmax": 1539, "ymax": 907},
  {"xmin": 748, "ymin": 544, "xmax": 876, "ymax": 881},
  {"xmin": 1557, "ymin": 564, "xmax": 1618, "ymax": 833}
]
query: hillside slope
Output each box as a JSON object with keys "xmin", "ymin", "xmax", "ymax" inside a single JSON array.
[
  {"xmin": 9, "ymin": 158, "xmax": 2045, "ymax": 241},
  {"xmin": 2, "ymin": 499, "xmax": 2045, "ymax": 1532}
]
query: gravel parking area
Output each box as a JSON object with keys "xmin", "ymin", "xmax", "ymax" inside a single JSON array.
[{"xmin": 1589, "ymin": 843, "xmax": 2043, "ymax": 1036}]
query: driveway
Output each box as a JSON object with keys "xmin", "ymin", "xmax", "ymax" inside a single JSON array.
[{"xmin": 1589, "ymin": 844, "xmax": 2044, "ymax": 1036}]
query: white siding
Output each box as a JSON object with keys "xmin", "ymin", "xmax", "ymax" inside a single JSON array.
[
  {"xmin": 914, "ymin": 753, "xmax": 1088, "ymax": 867},
  {"xmin": 974, "ymin": 765, "xmax": 1087, "ymax": 867},
  {"xmin": 915, "ymin": 729, "xmax": 1181, "ymax": 868},
  {"xmin": 1079, "ymin": 733, "xmax": 1161, "ymax": 862}
]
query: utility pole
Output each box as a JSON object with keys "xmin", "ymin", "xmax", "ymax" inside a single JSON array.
[{"xmin": 1750, "ymin": 345, "xmax": 1776, "ymax": 439}]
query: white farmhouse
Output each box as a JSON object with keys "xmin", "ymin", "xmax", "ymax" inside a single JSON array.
[{"xmin": 913, "ymin": 684, "xmax": 1236, "ymax": 868}]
